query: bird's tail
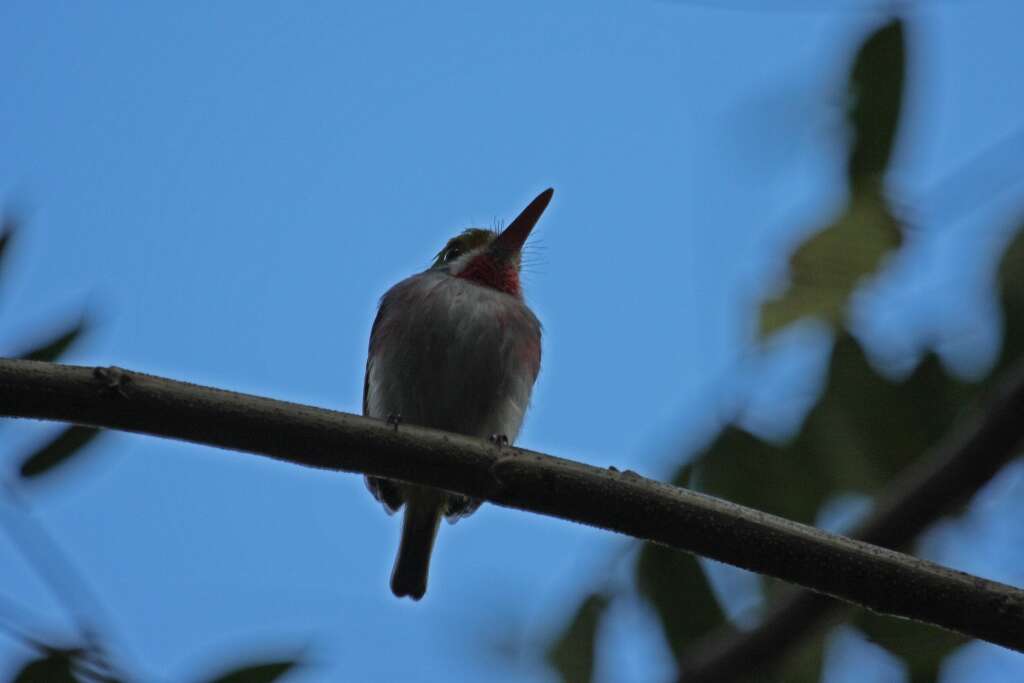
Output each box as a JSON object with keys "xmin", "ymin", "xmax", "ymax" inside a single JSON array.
[{"xmin": 390, "ymin": 489, "xmax": 444, "ymax": 600}]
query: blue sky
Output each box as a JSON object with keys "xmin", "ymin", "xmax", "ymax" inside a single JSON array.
[{"xmin": 2, "ymin": 2, "xmax": 1024, "ymax": 681}]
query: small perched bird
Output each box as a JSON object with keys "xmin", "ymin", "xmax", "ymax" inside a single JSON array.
[{"xmin": 364, "ymin": 188, "xmax": 553, "ymax": 600}]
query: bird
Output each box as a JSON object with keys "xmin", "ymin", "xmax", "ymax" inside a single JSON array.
[{"xmin": 363, "ymin": 188, "xmax": 553, "ymax": 600}]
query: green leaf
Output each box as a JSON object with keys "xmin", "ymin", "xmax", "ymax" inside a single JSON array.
[
  {"xmin": 759, "ymin": 20, "xmax": 906, "ymax": 338},
  {"xmin": 19, "ymin": 319, "xmax": 87, "ymax": 363},
  {"xmin": 546, "ymin": 594, "xmax": 610, "ymax": 683},
  {"xmin": 692, "ymin": 426, "xmax": 826, "ymax": 525},
  {"xmin": 759, "ymin": 190, "xmax": 902, "ymax": 337},
  {"xmin": 694, "ymin": 334, "xmax": 975, "ymax": 530},
  {"xmin": 199, "ymin": 660, "xmax": 299, "ymax": 683},
  {"xmin": 636, "ymin": 544, "xmax": 729, "ymax": 665},
  {"xmin": 855, "ymin": 611, "xmax": 966, "ymax": 683},
  {"xmin": 847, "ymin": 20, "xmax": 905, "ymax": 185},
  {"xmin": 13, "ymin": 650, "xmax": 79, "ymax": 682},
  {"xmin": 752, "ymin": 633, "xmax": 827, "ymax": 683},
  {"xmin": 19, "ymin": 426, "xmax": 102, "ymax": 478},
  {"xmin": 798, "ymin": 334, "xmax": 974, "ymax": 494}
]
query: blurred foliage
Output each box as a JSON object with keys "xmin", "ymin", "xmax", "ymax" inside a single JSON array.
[
  {"xmin": 11, "ymin": 648, "xmax": 81, "ymax": 683},
  {"xmin": 547, "ymin": 595, "xmax": 611, "ymax": 683},
  {"xmin": 855, "ymin": 610, "xmax": 965, "ymax": 683},
  {"xmin": 694, "ymin": 335, "xmax": 974, "ymax": 523},
  {"xmin": 847, "ymin": 21, "xmax": 904, "ymax": 185},
  {"xmin": 760, "ymin": 20, "xmax": 904, "ymax": 337},
  {"xmin": 1, "ymin": 217, "xmax": 100, "ymax": 482},
  {"xmin": 759, "ymin": 193, "xmax": 902, "ymax": 336},
  {"xmin": 18, "ymin": 426, "xmax": 102, "ymax": 479},
  {"xmin": 19, "ymin": 319, "xmax": 88, "ymax": 364},
  {"xmin": 996, "ymin": 216, "xmax": 1024, "ymax": 375},
  {"xmin": 199, "ymin": 661, "xmax": 300, "ymax": 683},
  {"xmin": 0, "ymin": 224, "xmax": 12, "ymax": 277},
  {"xmin": 0, "ymin": 217, "xmax": 302, "ymax": 681},
  {"xmin": 636, "ymin": 543, "xmax": 728, "ymax": 663},
  {"xmin": 547, "ymin": 17, "xmax": 1024, "ymax": 683}
]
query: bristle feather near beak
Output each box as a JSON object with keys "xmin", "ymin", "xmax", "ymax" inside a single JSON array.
[{"xmin": 490, "ymin": 188, "xmax": 553, "ymax": 257}]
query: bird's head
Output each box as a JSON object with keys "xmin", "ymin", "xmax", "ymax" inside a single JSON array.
[{"xmin": 431, "ymin": 188, "xmax": 553, "ymax": 298}]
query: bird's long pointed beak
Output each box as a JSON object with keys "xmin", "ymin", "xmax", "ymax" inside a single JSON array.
[{"xmin": 491, "ymin": 188, "xmax": 554, "ymax": 257}]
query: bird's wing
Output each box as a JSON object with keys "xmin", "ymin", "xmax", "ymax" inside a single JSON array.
[
  {"xmin": 363, "ymin": 297, "xmax": 405, "ymax": 515},
  {"xmin": 362, "ymin": 291, "xmax": 391, "ymax": 418}
]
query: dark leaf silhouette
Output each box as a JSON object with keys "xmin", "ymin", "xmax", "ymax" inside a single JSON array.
[
  {"xmin": 19, "ymin": 319, "xmax": 87, "ymax": 363},
  {"xmin": 12, "ymin": 649, "xmax": 79, "ymax": 683},
  {"xmin": 691, "ymin": 426, "xmax": 823, "ymax": 525},
  {"xmin": 637, "ymin": 543, "xmax": 728, "ymax": 666},
  {"xmin": 0, "ymin": 217, "xmax": 13, "ymax": 313},
  {"xmin": 856, "ymin": 611, "xmax": 966, "ymax": 683},
  {"xmin": 19, "ymin": 426, "xmax": 102, "ymax": 478},
  {"xmin": 751, "ymin": 632, "xmax": 827, "ymax": 683},
  {"xmin": 693, "ymin": 334, "xmax": 973, "ymax": 529},
  {"xmin": 547, "ymin": 594, "xmax": 610, "ymax": 683},
  {"xmin": 199, "ymin": 660, "xmax": 299, "ymax": 683},
  {"xmin": 995, "ymin": 217, "xmax": 1024, "ymax": 374},
  {"xmin": 801, "ymin": 337, "xmax": 974, "ymax": 491},
  {"xmin": 759, "ymin": 193, "xmax": 902, "ymax": 336},
  {"xmin": 848, "ymin": 20, "xmax": 905, "ymax": 185},
  {"xmin": 760, "ymin": 19, "xmax": 906, "ymax": 337},
  {"xmin": 0, "ymin": 220, "xmax": 13, "ymax": 277}
]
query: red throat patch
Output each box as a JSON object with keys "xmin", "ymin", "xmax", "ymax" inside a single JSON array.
[{"xmin": 456, "ymin": 254, "xmax": 521, "ymax": 297}]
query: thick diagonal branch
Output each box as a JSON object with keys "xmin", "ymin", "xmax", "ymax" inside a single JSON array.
[{"xmin": 1, "ymin": 358, "xmax": 1024, "ymax": 652}]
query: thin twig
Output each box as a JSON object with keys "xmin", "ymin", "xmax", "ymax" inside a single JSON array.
[{"xmin": 0, "ymin": 359, "xmax": 1023, "ymax": 653}]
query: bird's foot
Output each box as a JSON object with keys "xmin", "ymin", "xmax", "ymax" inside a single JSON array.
[
  {"xmin": 489, "ymin": 434, "xmax": 509, "ymax": 448},
  {"xmin": 386, "ymin": 413, "xmax": 403, "ymax": 431}
]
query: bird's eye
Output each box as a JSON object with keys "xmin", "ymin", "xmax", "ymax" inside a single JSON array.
[{"xmin": 444, "ymin": 247, "xmax": 463, "ymax": 262}]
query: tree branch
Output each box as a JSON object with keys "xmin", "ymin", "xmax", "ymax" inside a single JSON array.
[
  {"xmin": 2, "ymin": 359, "xmax": 1024, "ymax": 652},
  {"xmin": 679, "ymin": 358, "xmax": 1024, "ymax": 682}
]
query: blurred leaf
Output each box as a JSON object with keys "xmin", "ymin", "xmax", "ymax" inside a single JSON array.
[
  {"xmin": 848, "ymin": 20, "xmax": 905, "ymax": 185},
  {"xmin": 0, "ymin": 219, "xmax": 13, "ymax": 275},
  {"xmin": 13, "ymin": 649, "xmax": 79, "ymax": 682},
  {"xmin": 799, "ymin": 335, "xmax": 974, "ymax": 493},
  {"xmin": 19, "ymin": 426, "xmax": 102, "ymax": 478},
  {"xmin": 694, "ymin": 334, "xmax": 974, "ymax": 530},
  {"xmin": 759, "ymin": 191, "xmax": 902, "ymax": 336},
  {"xmin": 995, "ymin": 218, "xmax": 1024, "ymax": 374},
  {"xmin": 199, "ymin": 660, "xmax": 299, "ymax": 683},
  {"xmin": 686, "ymin": 333, "xmax": 976, "ymax": 678},
  {"xmin": 19, "ymin": 319, "xmax": 87, "ymax": 363},
  {"xmin": 637, "ymin": 544, "xmax": 729, "ymax": 665},
  {"xmin": 760, "ymin": 20, "xmax": 906, "ymax": 338},
  {"xmin": 751, "ymin": 633, "xmax": 826, "ymax": 683},
  {"xmin": 856, "ymin": 611, "xmax": 966, "ymax": 683},
  {"xmin": 636, "ymin": 465, "xmax": 733, "ymax": 665},
  {"xmin": 546, "ymin": 594, "xmax": 610, "ymax": 683},
  {"xmin": 692, "ymin": 426, "xmax": 825, "ymax": 525},
  {"xmin": 0, "ymin": 219, "xmax": 13, "ymax": 314}
]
